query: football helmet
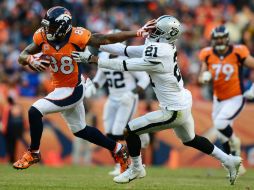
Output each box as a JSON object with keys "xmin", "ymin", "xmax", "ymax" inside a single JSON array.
[
  {"xmin": 148, "ymin": 15, "xmax": 182, "ymax": 43},
  {"xmin": 41, "ymin": 6, "xmax": 72, "ymax": 41},
  {"xmin": 211, "ymin": 25, "xmax": 229, "ymax": 51}
]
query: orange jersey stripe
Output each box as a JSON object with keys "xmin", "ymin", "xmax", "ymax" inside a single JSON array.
[{"xmin": 199, "ymin": 45, "xmax": 250, "ymax": 100}]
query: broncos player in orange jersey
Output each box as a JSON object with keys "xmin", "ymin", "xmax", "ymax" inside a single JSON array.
[
  {"xmin": 199, "ymin": 25, "xmax": 254, "ymax": 175},
  {"xmin": 13, "ymin": 6, "xmax": 155, "ymax": 170}
]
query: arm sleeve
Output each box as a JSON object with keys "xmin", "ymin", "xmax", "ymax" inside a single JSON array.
[
  {"xmin": 92, "ymin": 69, "xmax": 106, "ymax": 88},
  {"xmin": 130, "ymin": 71, "xmax": 150, "ymax": 89},
  {"xmin": 98, "ymin": 57, "xmax": 162, "ymax": 72},
  {"xmin": 99, "ymin": 43, "xmax": 145, "ymax": 58}
]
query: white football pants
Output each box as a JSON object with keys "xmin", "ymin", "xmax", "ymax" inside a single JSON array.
[{"xmin": 128, "ymin": 107, "xmax": 195, "ymax": 143}]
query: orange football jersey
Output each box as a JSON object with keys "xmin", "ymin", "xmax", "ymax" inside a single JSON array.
[
  {"xmin": 199, "ymin": 45, "xmax": 250, "ymax": 100},
  {"xmin": 33, "ymin": 27, "xmax": 91, "ymax": 88}
]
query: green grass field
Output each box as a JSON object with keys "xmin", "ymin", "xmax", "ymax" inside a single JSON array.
[{"xmin": 0, "ymin": 164, "xmax": 253, "ymax": 190}]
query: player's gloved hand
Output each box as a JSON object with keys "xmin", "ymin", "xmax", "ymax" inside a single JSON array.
[
  {"xmin": 72, "ymin": 49, "xmax": 93, "ymax": 63},
  {"xmin": 199, "ymin": 71, "xmax": 212, "ymax": 84},
  {"xmin": 119, "ymin": 91, "xmax": 137, "ymax": 105},
  {"xmin": 137, "ymin": 19, "xmax": 156, "ymax": 37},
  {"xmin": 27, "ymin": 54, "xmax": 50, "ymax": 72},
  {"xmin": 243, "ymin": 83, "xmax": 254, "ymax": 100},
  {"xmin": 84, "ymin": 78, "xmax": 97, "ymax": 98}
]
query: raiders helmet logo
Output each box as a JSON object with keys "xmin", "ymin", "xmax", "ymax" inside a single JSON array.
[{"xmin": 169, "ymin": 27, "xmax": 179, "ymax": 37}]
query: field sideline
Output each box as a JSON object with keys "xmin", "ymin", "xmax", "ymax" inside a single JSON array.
[{"xmin": 0, "ymin": 165, "xmax": 253, "ymax": 190}]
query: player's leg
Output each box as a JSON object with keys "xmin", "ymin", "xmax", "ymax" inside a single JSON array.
[
  {"xmin": 213, "ymin": 96, "xmax": 244, "ymax": 155},
  {"xmin": 111, "ymin": 95, "xmax": 150, "ymax": 175},
  {"xmin": 61, "ymin": 101, "xmax": 128, "ymax": 170},
  {"xmin": 173, "ymin": 108, "xmax": 242, "ymax": 185},
  {"xmin": 213, "ymin": 95, "xmax": 245, "ymax": 174},
  {"xmin": 13, "ymin": 85, "xmax": 86, "ymax": 169},
  {"xmin": 114, "ymin": 109, "xmax": 177, "ymax": 183},
  {"xmin": 103, "ymin": 98, "xmax": 117, "ymax": 139},
  {"xmin": 103, "ymin": 98, "xmax": 120, "ymax": 175},
  {"xmin": 12, "ymin": 99, "xmax": 53, "ymax": 169}
]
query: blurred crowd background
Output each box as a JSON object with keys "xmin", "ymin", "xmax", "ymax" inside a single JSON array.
[
  {"xmin": 0, "ymin": 0, "xmax": 254, "ymax": 164},
  {"xmin": 0, "ymin": 0, "xmax": 254, "ymax": 100}
]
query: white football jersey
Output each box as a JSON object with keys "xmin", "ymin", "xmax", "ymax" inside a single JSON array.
[
  {"xmin": 93, "ymin": 52, "xmax": 149, "ymax": 100},
  {"xmin": 98, "ymin": 41, "xmax": 192, "ymax": 110}
]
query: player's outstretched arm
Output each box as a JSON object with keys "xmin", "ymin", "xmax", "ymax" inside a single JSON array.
[
  {"xmin": 99, "ymin": 43, "xmax": 145, "ymax": 58},
  {"xmin": 88, "ymin": 32, "xmax": 137, "ymax": 48},
  {"xmin": 87, "ymin": 19, "xmax": 156, "ymax": 48},
  {"xmin": 72, "ymin": 49, "xmax": 160, "ymax": 72}
]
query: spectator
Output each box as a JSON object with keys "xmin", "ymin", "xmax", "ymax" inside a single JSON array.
[{"xmin": 2, "ymin": 96, "xmax": 24, "ymax": 163}]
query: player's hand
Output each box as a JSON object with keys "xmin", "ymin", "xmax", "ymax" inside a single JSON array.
[
  {"xmin": 84, "ymin": 78, "xmax": 97, "ymax": 98},
  {"xmin": 72, "ymin": 49, "xmax": 93, "ymax": 63},
  {"xmin": 120, "ymin": 91, "xmax": 137, "ymax": 105},
  {"xmin": 27, "ymin": 55, "xmax": 50, "ymax": 72},
  {"xmin": 243, "ymin": 83, "xmax": 254, "ymax": 100},
  {"xmin": 199, "ymin": 71, "xmax": 212, "ymax": 84},
  {"xmin": 137, "ymin": 19, "xmax": 156, "ymax": 37}
]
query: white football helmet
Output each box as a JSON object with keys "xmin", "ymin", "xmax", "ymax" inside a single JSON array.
[{"xmin": 147, "ymin": 15, "xmax": 182, "ymax": 43}]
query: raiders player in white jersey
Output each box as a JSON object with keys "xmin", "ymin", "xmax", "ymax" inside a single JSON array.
[
  {"xmin": 85, "ymin": 51, "xmax": 150, "ymax": 176},
  {"xmin": 72, "ymin": 15, "xmax": 242, "ymax": 185}
]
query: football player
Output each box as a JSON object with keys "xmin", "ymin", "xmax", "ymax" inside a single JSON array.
[
  {"xmin": 72, "ymin": 15, "xmax": 243, "ymax": 185},
  {"xmin": 13, "ymin": 6, "xmax": 154, "ymax": 170},
  {"xmin": 85, "ymin": 37, "xmax": 150, "ymax": 175},
  {"xmin": 198, "ymin": 25, "xmax": 254, "ymax": 175}
]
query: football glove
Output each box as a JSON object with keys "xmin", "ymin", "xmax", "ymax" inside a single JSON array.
[
  {"xmin": 137, "ymin": 19, "xmax": 156, "ymax": 37},
  {"xmin": 84, "ymin": 78, "xmax": 97, "ymax": 98},
  {"xmin": 199, "ymin": 71, "xmax": 212, "ymax": 84},
  {"xmin": 27, "ymin": 55, "xmax": 50, "ymax": 72},
  {"xmin": 71, "ymin": 49, "xmax": 93, "ymax": 63},
  {"xmin": 243, "ymin": 83, "xmax": 254, "ymax": 100},
  {"xmin": 120, "ymin": 91, "xmax": 137, "ymax": 105}
]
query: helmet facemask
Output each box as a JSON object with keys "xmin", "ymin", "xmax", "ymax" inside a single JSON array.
[
  {"xmin": 211, "ymin": 26, "xmax": 229, "ymax": 51},
  {"xmin": 41, "ymin": 7, "xmax": 72, "ymax": 41}
]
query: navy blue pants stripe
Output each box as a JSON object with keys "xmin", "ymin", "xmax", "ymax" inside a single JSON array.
[
  {"xmin": 227, "ymin": 97, "xmax": 245, "ymax": 120},
  {"xmin": 45, "ymin": 85, "xmax": 83, "ymax": 107},
  {"xmin": 132, "ymin": 111, "xmax": 178, "ymax": 134}
]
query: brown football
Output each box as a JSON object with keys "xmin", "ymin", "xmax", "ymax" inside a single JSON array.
[{"xmin": 39, "ymin": 54, "xmax": 51, "ymax": 67}]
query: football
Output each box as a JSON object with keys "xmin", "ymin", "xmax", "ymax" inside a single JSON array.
[{"xmin": 39, "ymin": 54, "xmax": 51, "ymax": 67}]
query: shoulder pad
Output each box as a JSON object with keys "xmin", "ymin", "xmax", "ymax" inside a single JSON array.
[
  {"xmin": 199, "ymin": 47, "xmax": 212, "ymax": 62},
  {"xmin": 69, "ymin": 27, "xmax": 91, "ymax": 50},
  {"xmin": 33, "ymin": 27, "xmax": 46, "ymax": 46}
]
